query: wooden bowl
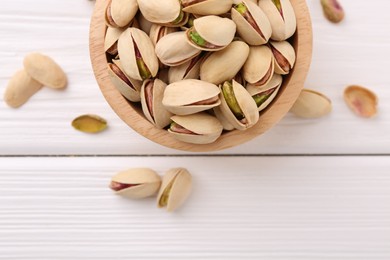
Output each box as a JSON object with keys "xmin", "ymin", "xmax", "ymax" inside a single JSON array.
[{"xmin": 89, "ymin": 0, "xmax": 312, "ymax": 152}]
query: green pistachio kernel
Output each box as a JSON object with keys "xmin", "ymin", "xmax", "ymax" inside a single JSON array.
[
  {"xmin": 222, "ymin": 81, "xmax": 244, "ymax": 120},
  {"xmin": 235, "ymin": 3, "xmax": 248, "ymax": 15},
  {"xmin": 189, "ymin": 31, "xmax": 206, "ymax": 47}
]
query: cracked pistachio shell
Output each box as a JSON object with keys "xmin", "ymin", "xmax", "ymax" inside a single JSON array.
[
  {"xmin": 108, "ymin": 59, "xmax": 142, "ymax": 102},
  {"xmin": 200, "ymin": 41, "xmax": 250, "ymax": 85},
  {"xmin": 141, "ymin": 79, "xmax": 173, "ymax": 129},
  {"xmin": 104, "ymin": 27, "xmax": 124, "ymax": 56},
  {"xmin": 258, "ymin": 0, "xmax": 297, "ymax": 41},
  {"xmin": 246, "ymin": 73, "xmax": 282, "ymax": 111},
  {"xmin": 231, "ymin": 0, "xmax": 272, "ymax": 45},
  {"xmin": 290, "ymin": 89, "xmax": 332, "ymax": 118},
  {"xmin": 23, "ymin": 53, "xmax": 67, "ymax": 89},
  {"xmin": 4, "ymin": 69, "xmax": 43, "ymax": 108},
  {"xmin": 149, "ymin": 24, "xmax": 179, "ymax": 46},
  {"xmin": 118, "ymin": 27, "xmax": 159, "ymax": 81},
  {"xmin": 168, "ymin": 54, "xmax": 203, "ymax": 84},
  {"xmin": 169, "ymin": 113, "xmax": 224, "ymax": 144},
  {"xmin": 110, "ymin": 168, "xmax": 161, "ymax": 199},
  {"xmin": 219, "ymin": 80, "xmax": 259, "ymax": 130},
  {"xmin": 162, "ymin": 79, "xmax": 221, "ymax": 115},
  {"xmin": 155, "ymin": 31, "xmax": 202, "ymax": 67},
  {"xmin": 344, "ymin": 85, "xmax": 378, "ymax": 118},
  {"xmin": 137, "ymin": 0, "xmax": 182, "ymax": 25},
  {"xmin": 213, "ymin": 106, "xmax": 235, "ymax": 131},
  {"xmin": 105, "ymin": 0, "xmax": 138, "ymax": 28},
  {"xmin": 187, "ymin": 15, "xmax": 237, "ymax": 51},
  {"xmin": 269, "ymin": 41, "xmax": 295, "ymax": 75},
  {"xmin": 182, "ymin": 0, "xmax": 234, "ymax": 15},
  {"xmin": 157, "ymin": 168, "xmax": 192, "ymax": 212},
  {"xmin": 243, "ymin": 45, "xmax": 274, "ymax": 87}
]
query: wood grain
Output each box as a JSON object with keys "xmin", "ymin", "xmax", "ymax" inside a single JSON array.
[{"xmin": 90, "ymin": 0, "xmax": 313, "ymax": 152}]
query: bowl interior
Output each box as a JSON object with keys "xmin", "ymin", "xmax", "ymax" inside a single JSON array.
[{"xmin": 89, "ymin": 0, "xmax": 313, "ymax": 152}]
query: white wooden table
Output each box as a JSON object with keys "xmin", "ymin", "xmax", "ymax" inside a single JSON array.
[{"xmin": 1, "ymin": 0, "xmax": 390, "ymax": 259}]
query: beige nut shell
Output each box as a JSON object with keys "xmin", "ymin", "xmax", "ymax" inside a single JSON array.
[
  {"xmin": 290, "ymin": 89, "xmax": 332, "ymax": 118},
  {"xmin": 243, "ymin": 45, "xmax": 274, "ymax": 86},
  {"xmin": 168, "ymin": 55, "xmax": 203, "ymax": 84},
  {"xmin": 106, "ymin": 0, "xmax": 138, "ymax": 28},
  {"xmin": 137, "ymin": 0, "xmax": 181, "ymax": 24},
  {"xmin": 270, "ymin": 40, "xmax": 296, "ymax": 75},
  {"xmin": 183, "ymin": 0, "xmax": 234, "ymax": 15}
]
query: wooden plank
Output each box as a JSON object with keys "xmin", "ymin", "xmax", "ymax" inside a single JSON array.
[
  {"xmin": 0, "ymin": 156, "xmax": 389, "ymax": 259},
  {"xmin": 1, "ymin": 0, "xmax": 390, "ymax": 155}
]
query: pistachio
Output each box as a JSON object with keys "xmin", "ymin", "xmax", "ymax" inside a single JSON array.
[
  {"xmin": 149, "ymin": 24, "xmax": 179, "ymax": 46},
  {"xmin": 105, "ymin": 0, "xmax": 138, "ymax": 28},
  {"xmin": 137, "ymin": 0, "xmax": 187, "ymax": 26},
  {"xmin": 157, "ymin": 168, "xmax": 192, "ymax": 212},
  {"xmin": 320, "ymin": 0, "xmax": 345, "ymax": 23},
  {"xmin": 290, "ymin": 89, "xmax": 332, "ymax": 118},
  {"xmin": 168, "ymin": 53, "xmax": 204, "ymax": 83},
  {"xmin": 182, "ymin": 0, "xmax": 234, "ymax": 16},
  {"xmin": 110, "ymin": 168, "xmax": 161, "ymax": 199},
  {"xmin": 72, "ymin": 114, "xmax": 108, "ymax": 133},
  {"xmin": 344, "ymin": 85, "xmax": 377, "ymax": 118},
  {"xmin": 105, "ymin": 27, "xmax": 124, "ymax": 56},
  {"xmin": 4, "ymin": 69, "xmax": 43, "ymax": 108},
  {"xmin": 269, "ymin": 41, "xmax": 295, "ymax": 75},
  {"xmin": 23, "ymin": 52, "xmax": 67, "ymax": 89},
  {"xmin": 242, "ymin": 45, "xmax": 274, "ymax": 87}
]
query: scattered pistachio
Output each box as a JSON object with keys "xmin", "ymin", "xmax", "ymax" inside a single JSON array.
[
  {"xmin": 290, "ymin": 89, "xmax": 332, "ymax": 118},
  {"xmin": 320, "ymin": 0, "xmax": 345, "ymax": 23},
  {"xmin": 344, "ymin": 85, "xmax": 378, "ymax": 118},
  {"xmin": 157, "ymin": 168, "xmax": 192, "ymax": 212},
  {"xmin": 72, "ymin": 114, "xmax": 108, "ymax": 133}
]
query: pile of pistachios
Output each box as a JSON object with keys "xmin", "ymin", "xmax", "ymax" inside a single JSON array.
[{"xmin": 105, "ymin": 0, "xmax": 297, "ymax": 144}]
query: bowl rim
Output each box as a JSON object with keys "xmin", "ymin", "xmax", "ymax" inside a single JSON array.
[{"xmin": 89, "ymin": 0, "xmax": 313, "ymax": 152}]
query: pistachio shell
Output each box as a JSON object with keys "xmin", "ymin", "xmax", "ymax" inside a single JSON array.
[
  {"xmin": 290, "ymin": 89, "xmax": 332, "ymax": 118},
  {"xmin": 231, "ymin": 0, "xmax": 272, "ymax": 45},
  {"xmin": 155, "ymin": 31, "xmax": 202, "ymax": 67},
  {"xmin": 4, "ymin": 69, "xmax": 43, "ymax": 108},
  {"xmin": 168, "ymin": 54, "xmax": 203, "ymax": 84},
  {"xmin": 162, "ymin": 79, "xmax": 221, "ymax": 115},
  {"xmin": 200, "ymin": 41, "xmax": 250, "ymax": 85},
  {"xmin": 105, "ymin": 0, "xmax": 138, "ymax": 28},
  {"xmin": 169, "ymin": 113, "xmax": 223, "ymax": 144},
  {"xmin": 258, "ymin": 0, "xmax": 297, "ymax": 41},
  {"xmin": 187, "ymin": 15, "xmax": 236, "ymax": 51},
  {"xmin": 118, "ymin": 27, "xmax": 159, "ymax": 81},
  {"xmin": 110, "ymin": 168, "xmax": 161, "ymax": 199},
  {"xmin": 23, "ymin": 52, "xmax": 67, "ymax": 89},
  {"xmin": 182, "ymin": 0, "xmax": 234, "ymax": 15},
  {"xmin": 137, "ymin": 0, "xmax": 181, "ymax": 24},
  {"xmin": 72, "ymin": 114, "xmax": 108, "ymax": 133},
  {"xmin": 344, "ymin": 85, "xmax": 378, "ymax": 118},
  {"xmin": 219, "ymin": 80, "xmax": 259, "ymax": 130},
  {"xmin": 213, "ymin": 106, "xmax": 235, "ymax": 131},
  {"xmin": 269, "ymin": 41, "xmax": 295, "ymax": 75},
  {"xmin": 246, "ymin": 73, "xmax": 282, "ymax": 111},
  {"xmin": 149, "ymin": 24, "xmax": 179, "ymax": 46},
  {"xmin": 320, "ymin": 0, "xmax": 345, "ymax": 23},
  {"xmin": 141, "ymin": 79, "xmax": 173, "ymax": 129},
  {"xmin": 105, "ymin": 27, "xmax": 124, "ymax": 56},
  {"xmin": 107, "ymin": 59, "xmax": 142, "ymax": 102},
  {"xmin": 137, "ymin": 12, "xmax": 153, "ymax": 34},
  {"xmin": 242, "ymin": 45, "xmax": 274, "ymax": 86},
  {"xmin": 157, "ymin": 168, "xmax": 192, "ymax": 212}
]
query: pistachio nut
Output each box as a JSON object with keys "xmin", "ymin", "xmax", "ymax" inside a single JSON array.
[
  {"xmin": 231, "ymin": 0, "xmax": 272, "ymax": 45},
  {"xmin": 168, "ymin": 53, "xmax": 204, "ymax": 84},
  {"xmin": 219, "ymin": 80, "xmax": 259, "ymax": 130},
  {"xmin": 290, "ymin": 89, "xmax": 332, "ymax": 118},
  {"xmin": 107, "ymin": 59, "xmax": 142, "ymax": 102},
  {"xmin": 155, "ymin": 31, "xmax": 202, "ymax": 67},
  {"xmin": 168, "ymin": 113, "xmax": 224, "ymax": 144},
  {"xmin": 4, "ymin": 69, "xmax": 43, "ymax": 108},
  {"xmin": 105, "ymin": 0, "xmax": 138, "ymax": 28},
  {"xmin": 186, "ymin": 15, "xmax": 237, "ymax": 51},
  {"xmin": 269, "ymin": 41, "xmax": 295, "ymax": 75},
  {"xmin": 149, "ymin": 24, "xmax": 179, "ymax": 46},
  {"xmin": 137, "ymin": 0, "xmax": 188, "ymax": 27},
  {"xmin": 344, "ymin": 85, "xmax": 377, "ymax": 118},
  {"xmin": 182, "ymin": 0, "xmax": 234, "ymax": 16},
  {"xmin": 157, "ymin": 168, "xmax": 192, "ymax": 211},
  {"xmin": 137, "ymin": 12, "xmax": 153, "ymax": 34},
  {"xmin": 141, "ymin": 79, "xmax": 173, "ymax": 128},
  {"xmin": 23, "ymin": 52, "xmax": 67, "ymax": 89},
  {"xmin": 118, "ymin": 27, "xmax": 159, "ymax": 81},
  {"xmin": 242, "ymin": 45, "xmax": 274, "ymax": 87},
  {"xmin": 110, "ymin": 168, "xmax": 161, "ymax": 199},
  {"xmin": 258, "ymin": 0, "xmax": 297, "ymax": 41},
  {"xmin": 72, "ymin": 114, "xmax": 108, "ymax": 133},
  {"xmin": 104, "ymin": 27, "xmax": 124, "ymax": 56},
  {"xmin": 246, "ymin": 73, "xmax": 283, "ymax": 111},
  {"xmin": 162, "ymin": 79, "xmax": 221, "ymax": 115},
  {"xmin": 320, "ymin": 0, "xmax": 345, "ymax": 23},
  {"xmin": 200, "ymin": 40, "xmax": 250, "ymax": 85},
  {"xmin": 213, "ymin": 106, "xmax": 235, "ymax": 131}
]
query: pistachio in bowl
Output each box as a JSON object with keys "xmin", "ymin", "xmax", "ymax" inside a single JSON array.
[{"xmin": 90, "ymin": 0, "xmax": 313, "ymax": 152}]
